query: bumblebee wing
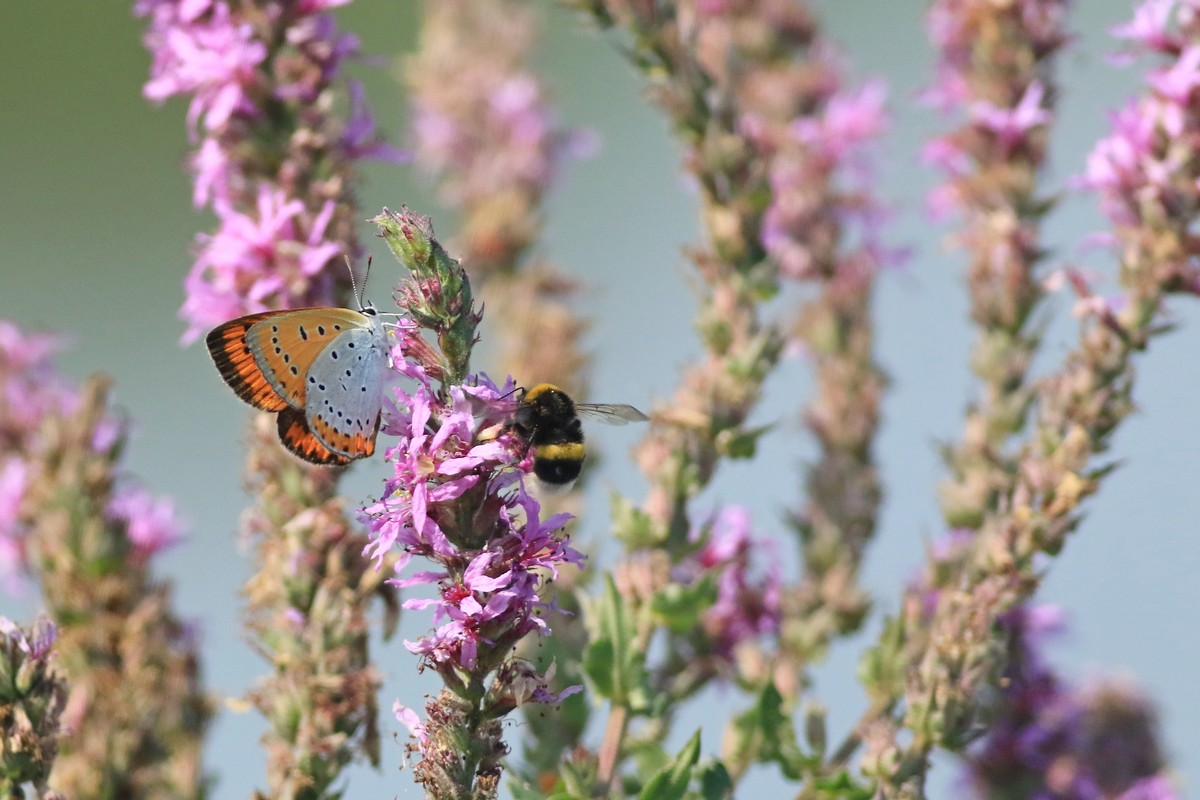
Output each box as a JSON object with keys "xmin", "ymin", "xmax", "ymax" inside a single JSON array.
[{"xmin": 576, "ymin": 403, "xmax": 649, "ymax": 425}]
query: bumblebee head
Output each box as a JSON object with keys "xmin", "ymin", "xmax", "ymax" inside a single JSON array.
[{"xmin": 518, "ymin": 383, "xmax": 576, "ymax": 426}]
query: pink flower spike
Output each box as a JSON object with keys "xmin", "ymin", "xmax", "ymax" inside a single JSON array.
[
  {"xmin": 969, "ymin": 81, "xmax": 1050, "ymax": 152},
  {"xmin": 1112, "ymin": 0, "xmax": 1180, "ymax": 52},
  {"xmin": 1149, "ymin": 44, "xmax": 1200, "ymax": 102}
]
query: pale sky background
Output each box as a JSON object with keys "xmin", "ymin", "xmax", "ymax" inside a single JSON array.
[{"xmin": 1, "ymin": 1, "xmax": 1197, "ymax": 797}]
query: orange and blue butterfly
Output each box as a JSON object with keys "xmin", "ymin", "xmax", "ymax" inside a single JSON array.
[{"xmin": 205, "ymin": 299, "xmax": 390, "ymax": 466}]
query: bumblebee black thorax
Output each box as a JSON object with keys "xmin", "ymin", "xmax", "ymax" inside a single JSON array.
[{"xmin": 517, "ymin": 384, "xmax": 586, "ymax": 486}]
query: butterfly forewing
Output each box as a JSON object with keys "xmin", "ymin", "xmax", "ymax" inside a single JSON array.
[
  {"xmin": 206, "ymin": 312, "xmax": 291, "ymax": 412},
  {"xmin": 576, "ymin": 403, "xmax": 649, "ymax": 425},
  {"xmin": 303, "ymin": 323, "xmax": 387, "ymax": 459},
  {"xmin": 246, "ymin": 308, "xmax": 377, "ymax": 410}
]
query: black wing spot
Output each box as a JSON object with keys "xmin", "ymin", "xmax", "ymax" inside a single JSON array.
[
  {"xmin": 309, "ymin": 376, "xmax": 316, "ymax": 384},
  {"xmin": 290, "ymin": 365, "xmax": 299, "ymax": 375},
  {"xmin": 283, "ymin": 353, "xmax": 290, "ymax": 363},
  {"xmin": 299, "ymin": 326, "xmax": 308, "ymax": 341},
  {"xmin": 347, "ymin": 342, "xmax": 356, "ymax": 349},
  {"xmin": 317, "ymin": 325, "xmax": 326, "ymax": 335},
  {"xmin": 318, "ymin": 383, "xmax": 326, "ymax": 391},
  {"xmin": 345, "ymin": 369, "xmax": 351, "ymax": 377},
  {"xmin": 334, "ymin": 324, "xmax": 342, "ymax": 330},
  {"xmin": 272, "ymin": 325, "xmax": 279, "ymax": 333},
  {"xmin": 331, "ymin": 351, "xmax": 339, "ymax": 360}
]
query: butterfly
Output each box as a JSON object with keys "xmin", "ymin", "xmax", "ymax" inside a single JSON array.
[{"xmin": 206, "ymin": 299, "xmax": 390, "ymax": 466}]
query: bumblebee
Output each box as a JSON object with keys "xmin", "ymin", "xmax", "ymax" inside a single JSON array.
[{"xmin": 510, "ymin": 383, "xmax": 648, "ymax": 491}]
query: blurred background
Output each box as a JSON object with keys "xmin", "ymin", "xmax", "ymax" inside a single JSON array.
[{"xmin": 2, "ymin": 1, "xmax": 1197, "ymax": 796}]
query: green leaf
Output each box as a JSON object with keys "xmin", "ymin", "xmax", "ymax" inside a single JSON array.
[
  {"xmin": 715, "ymin": 423, "xmax": 773, "ymax": 460},
  {"xmin": 697, "ymin": 761, "xmax": 734, "ymax": 799},
  {"xmin": 812, "ymin": 769, "xmax": 876, "ymax": 800},
  {"xmin": 649, "ymin": 574, "xmax": 718, "ymax": 633},
  {"xmin": 725, "ymin": 684, "xmax": 807, "ymax": 780},
  {"xmin": 639, "ymin": 729, "xmax": 701, "ymax": 800},
  {"xmin": 858, "ymin": 614, "xmax": 907, "ymax": 704},
  {"xmin": 508, "ymin": 782, "xmax": 542, "ymax": 800},
  {"xmin": 611, "ymin": 493, "xmax": 664, "ymax": 548},
  {"xmin": 582, "ymin": 575, "xmax": 645, "ymax": 707}
]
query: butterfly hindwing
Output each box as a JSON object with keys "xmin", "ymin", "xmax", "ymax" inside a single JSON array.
[
  {"xmin": 206, "ymin": 312, "xmax": 291, "ymax": 412},
  {"xmin": 276, "ymin": 407, "xmax": 352, "ymax": 466},
  {"xmin": 304, "ymin": 325, "xmax": 386, "ymax": 460},
  {"xmin": 246, "ymin": 308, "xmax": 376, "ymax": 410}
]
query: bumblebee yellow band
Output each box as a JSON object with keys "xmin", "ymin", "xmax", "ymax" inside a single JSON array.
[
  {"xmin": 535, "ymin": 442, "xmax": 585, "ymax": 461},
  {"xmin": 523, "ymin": 383, "xmax": 560, "ymax": 402}
]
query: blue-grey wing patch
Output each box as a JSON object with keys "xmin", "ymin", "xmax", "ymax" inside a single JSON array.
[{"xmin": 303, "ymin": 326, "xmax": 387, "ymax": 459}]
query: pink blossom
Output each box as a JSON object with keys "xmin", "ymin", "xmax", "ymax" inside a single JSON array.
[
  {"xmin": 1112, "ymin": 0, "xmax": 1183, "ymax": 52},
  {"xmin": 106, "ymin": 484, "xmax": 184, "ymax": 557},
  {"xmin": 137, "ymin": 0, "xmax": 398, "ymax": 339},
  {"xmin": 969, "ymin": 81, "xmax": 1050, "ymax": 152},
  {"xmin": 1117, "ymin": 775, "xmax": 1181, "ymax": 800},
  {"xmin": 361, "ymin": 358, "xmax": 581, "ymax": 679},
  {"xmin": 142, "ymin": 2, "xmax": 267, "ymax": 134},
  {"xmin": 792, "ymin": 80, "xmax": 888, "ymax": 162},
  {"xmin": 676, "ymin": 506, "xmax": 782, "ymax": 660},
  {"xmin": 0, "ymin": 614, "xmax": 56, "ymax": 661},
  {"xmin": 1149, "ymin": 43, "xmax": 1200, "ymax": 102},
  {"xmin": 393, "ymin": 701, "xmax": 427, "ymax": 744},
  {"xmin": 181, "ymin": 185, "xmax": 340, "ymax": 340}
]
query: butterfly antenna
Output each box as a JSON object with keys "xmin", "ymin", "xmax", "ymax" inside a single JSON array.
[{"xmin": 344, "ymin": 255, "xmax": 362, "ymax": 308}]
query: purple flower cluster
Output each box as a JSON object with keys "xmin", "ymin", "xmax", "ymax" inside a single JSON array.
[
  {"xmin": 359, "ymin": 353, "xmax": 583, "ymax": 684},
  {"xmin": 925, "ymin": 0, "xmax": 1069, "ymax": 111},
  {"xmin": 0, "ymin": 322, "xmax": 91, "ymax": 590},
  {"xmin": 0, "ymin": 614, "xmax": 57, "ymax": 665},
  {"xmin": 757, "ymin": 77, "xmax": 893, "ymax": 281},
  {"xmin": 677, "ymin": 506, "xmax": 781, "ymax": 660},
  {"xmin": 413, "ymin": 73, "xmax": 568, "ymax": 208},
  {"xmin": 964, "ymin": 606, "xmax": 1177, "ymax": 800},
  {"xmin": 1081, "ymin": 0, "xmax": 1200, "ymax": 280},
  {"xmin": 106, "ymin": 485, "xmax": 184, "ymax": 559},
  {"xmin": 922, "ymin": 0, "xmax": 1068, "ymax": 220},
  {"xmin": 136, "ymin": 0, "xmax": 402, "ymax": 341},
  {"xmin": 0, "ymin": 320, "xmax": 180, "ymax": 591},
  {"xmin": 408, "ymin": 4, "xmax": 588, "ymax": 212}
]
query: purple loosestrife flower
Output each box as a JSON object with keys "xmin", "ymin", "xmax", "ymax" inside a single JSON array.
[
  {"xmin": 137, "ymin": 0, "xmax": 401, "ymax": 341},
  {"xmin": 1079, "ymin": 0, "xmax": 1200, "ymax": 296},
  {"xmin": 0, "ymin": 321, "xmax": 124, "ymax": 591},
  {"xmin": 677, "ymin": 506, "xmax": 781, "ymax": 661},
  {"xmin": 141, "ymin": 0, "xmax": 268, "ymax": 133},
  {"xmin": 360, "ymin": 212, "xmax": 582, "ymax": 796},
  {"xmin": 0, "ymin": 615, "xmax": 68, "ymax": 800},
  {"xmin": 362, "ymin": 373, "xmax": 583, "ymax": 677},
  {"xmin": 969, "ymin": 80, "xmax": 1051, "ymax": 154},
  {"xmin": 182, "ymin": 186, "xmax": 342, "ymax": 329},
  {"xmin": 105, "ymin": 485, "xmax": 184, "ymax": 559},
  {"xmin": 964, "ymin": 608, "xmax": 1176, "ymax": 799},
  {"xmin": 761, "ymin": 78, "xmax": 892, "ymax": 282}
]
